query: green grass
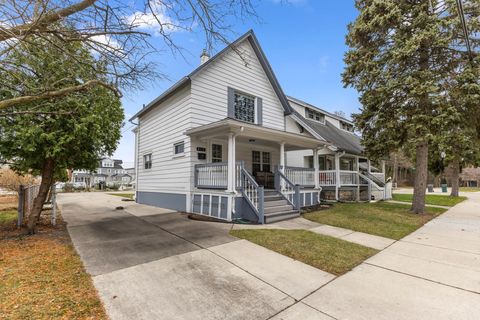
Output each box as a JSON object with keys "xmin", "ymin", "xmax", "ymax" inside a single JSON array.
[
  {"xmin": 0, "ymin": 210, "xmax": 17, "ymax": 224},
  {"xmin": 392, "ymin": 193, "xmax": 467, "ymax": 206},
  {"xmin": 107, "ymin": 193, "xmax": 134, "ymax": 199},
  {"xmin": 303, "ymin": 202, "xmax": 446, "ymax": 240},
  {"xmin": 230, "ymin": 229, "xmax": 378, "ymax": 275},
  {"xmin": 460, "ymin": 187, "xmax": 480, "ymax": 192}
]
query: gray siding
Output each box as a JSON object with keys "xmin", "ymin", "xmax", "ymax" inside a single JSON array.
[{"xmin": 136, "ymin": 191, "xmax": 187, "ymax": 212}]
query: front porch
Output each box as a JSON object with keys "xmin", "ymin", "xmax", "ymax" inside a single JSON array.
[{"xmin": 186, "ymin": 119, "xmax": 327, "ymax": 223}]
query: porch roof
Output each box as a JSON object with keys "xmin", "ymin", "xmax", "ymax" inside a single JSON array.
[{"xmin": 185, "ymin": 118, "xmax": 330, "ymax": 151}]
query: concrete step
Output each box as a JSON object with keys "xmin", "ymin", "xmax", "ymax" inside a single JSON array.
[
  {"xmin": 264, "ymin": 204, "xmax": 294, "ymax": 214},
  {"xmin": 264, "ymin": 210, "xmax": 300, "ymax": 224},
  {"xmin": 263, "ymin": 199, "xmax": 289, "ymax": 207},
  {"xmin": 263, "ymin": 190, "xmax": 279, "ymax": 196}
]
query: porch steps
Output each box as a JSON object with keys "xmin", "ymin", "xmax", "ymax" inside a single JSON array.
[{"xmin": 263, "ymin": 190, "xmax": 300, "ymax": 224}]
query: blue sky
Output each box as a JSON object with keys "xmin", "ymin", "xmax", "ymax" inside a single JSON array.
[{"xmin": 115, "ymin": 1, "xmax": 359, "ymax": 166}]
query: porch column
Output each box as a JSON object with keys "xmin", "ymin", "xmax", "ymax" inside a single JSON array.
[
  {"xmin": 335, "ymin": 153, "xmax": 341, "ymax": 201},
  {"xmin": 227, "ymin": 132, "xmax": 236, "ymax": 193},
  {"xmin": 313, "ymin": 148, "xmax": 320, "ymax": 189},
  {"xmin": 280, "ymin": 142, "xmax": 286, "ymax": 191},
  {"xmin": 356, "ymin": 156, "xmax": 360, "ymax": 201},
  {"xmin": 280, "ymin": 142, "xmax": 285, "ymax": 173}
]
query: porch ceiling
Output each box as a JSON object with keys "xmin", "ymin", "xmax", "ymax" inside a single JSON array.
[{"xmin": 185, "ymin": 118, "xmax": 329, "ymax": 151}]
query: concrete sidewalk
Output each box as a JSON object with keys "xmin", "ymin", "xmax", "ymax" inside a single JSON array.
[{"xmin": 276, "ymin": 192, "xmax": 480, "ymax": 320}]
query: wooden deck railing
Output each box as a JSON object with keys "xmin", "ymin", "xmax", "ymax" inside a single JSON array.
[
  {"xmin": 194, "ymin": 162, "xmax": 242, "ymax": 189},
  {"xmin": 284, "ymin": 166, "xmax": 315, "ymax": 187}
]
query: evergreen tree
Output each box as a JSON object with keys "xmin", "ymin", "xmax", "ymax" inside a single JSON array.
[
  {"xmin": 0, "ymin": 35, "xmax": 123, "ymax": 233},
  {"xmin": 343, "ymin": 0, "xmax": 480, "ymax": 213}
]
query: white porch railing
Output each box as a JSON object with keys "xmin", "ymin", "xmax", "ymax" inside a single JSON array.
[
  {"xmin": 285, "ymin": 166, "xmax": 315, "ymax": 187},
  {"xmin": 339, "ymin": 170, "xmax": 358, "ymax": 185},
  {"xmin": 194, "ymin": 162, "xmax": 242, "ymax": 189},
  {"xmin": 239, "ymin": 167, "xmax": 264, "ymax": 224},
  {"xmin": 319, "ymin": 170, "xmax": 336, "ymax": 186},
  {"xmin": 371, "ymin": 172, "xmax": 385, "ymax": 183}
]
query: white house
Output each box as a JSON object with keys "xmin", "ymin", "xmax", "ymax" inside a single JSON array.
[
  {"xmin": 130, "ymin": 30, "xmax": 391, "ymax": 224},
  {"xmin": 72, "ymin": 157, "xmax": 132, "ymax": 188}
]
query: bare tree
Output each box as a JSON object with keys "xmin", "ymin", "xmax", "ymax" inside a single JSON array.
[{"xmin": 0, "ymin": 0, "xmax": 258, "ymax": 111}]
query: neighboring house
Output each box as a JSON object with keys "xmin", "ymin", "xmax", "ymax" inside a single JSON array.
[
  {"xmin": 460, "ymin": 167, "xmax": 480, "ymax": 187},
  {"xmin": 72, "ymin": 157, "xmax": 132, "ymax": 187},
  {"xmin": 124, "ymin": 167, "xmax": 136, "ymax": 188},
  {"xmin": 130, "ymin": 30, "xmax": 391, "ymax": 224}
]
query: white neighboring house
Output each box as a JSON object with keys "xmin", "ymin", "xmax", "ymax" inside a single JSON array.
[
  {"xmin": 72, "ymin": 157, "xmax": 133, "ymax": 188},
  {"xmin": 130, "ymin": 30, "xmax": 391, "ymax": 224}
]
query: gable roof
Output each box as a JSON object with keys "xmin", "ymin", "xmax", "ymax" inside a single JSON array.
[
  {"xmin": 304, "ymin": 118, "xmax": 364, "ymax": 155},
  {"xmin": 130, "ymin": 30, "xmax": 293, "ymax": 121}
]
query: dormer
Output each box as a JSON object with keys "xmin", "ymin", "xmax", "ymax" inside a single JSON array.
[
  {"xmin": 340, "ymin": 120, "xmax": 354, "ymax": 133},
  {"xmin": 305, "ymin": 107, "xmax": 325, "ymax": 124}
]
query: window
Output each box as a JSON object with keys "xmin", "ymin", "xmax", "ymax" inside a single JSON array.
[
  {"xmin": 234, "ymin": 92, "xmax": 255, "ymax": 123},
  {"xmin": 252, "ymin": 151, "xmax": 271, "ymax": 174},
  {"xmin": 340, "ymin": 121, "xmax": 354, "ymax": 132},
  {"xmin": 211, "ymin": 144, "xmax": 223, "ymax": 162},
  {"xmin": 340, "ymin": 157, "xmax": 355, "ymax": 171},
  {"xmin": 144, "ymin": 154, "xmax": 152, "ymax": 169},
  {"xmin": 174, "ymin": 141, "xmax": 185, "ymax": 155},
  {"xmin": 305, "ymin": 108, "xmax": 325, "ymax": 123}
]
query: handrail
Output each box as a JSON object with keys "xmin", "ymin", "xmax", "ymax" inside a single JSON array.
[
  {"xmin": 363, "ymin": 171, "xmax": 385, "ymax": 187},
  {"xmin": 275, "ymin": 168, "xmax": 300, "ymax": 209},
  {"xmin": 240, "ymin": 167, "xmax": 264, "ymax": 224}
]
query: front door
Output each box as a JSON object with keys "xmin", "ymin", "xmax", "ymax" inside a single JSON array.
[{"xmin": 252, "ymin": 151, "xmax": 273, "ymax": 188}]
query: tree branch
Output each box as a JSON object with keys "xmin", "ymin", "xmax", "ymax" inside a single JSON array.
[
  {"xmin": 0, "ymin": 0, "xmax": 97, "ymax": 41},
  {"xmin": 0, "ymin": 80, "xmax": 121, "ymax": 110}
]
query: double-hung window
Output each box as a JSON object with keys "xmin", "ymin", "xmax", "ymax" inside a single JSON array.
[
  {"xmin": 144, "ymin": 154, "xmax": 152, "ymax": 169},
  {"xmin": 234, "ymin": 92, "xmax": 256, "ymax": 123}
]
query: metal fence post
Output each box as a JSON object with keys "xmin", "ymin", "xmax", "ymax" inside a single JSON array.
[
  {"xmin": 51, "ymin": 184, "xmax": 57, "ymax": 226},
  {"xmin": 17, "ymin": 185, "xmax": 24, "ymax": 228}
]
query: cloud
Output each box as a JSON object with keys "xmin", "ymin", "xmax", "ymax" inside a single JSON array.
[
  {"xmin": 271, "ymin": 0, "xmax": 307, "ymax": 5},
  {"xmin": 318, "ymin": 55, "xmax": 329, "ymax": 73},
  {"xmin": 126, "ymin": 3, "xmax": 180, "ymax": 36}
]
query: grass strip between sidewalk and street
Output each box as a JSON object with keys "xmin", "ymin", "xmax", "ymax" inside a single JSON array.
[
  {"xmin": 303, "ymin": 202, "xmax": 447, "ymax": 240},
  {"xmin": 391, "ymin": 193, "xmax": 467, "ymax": 206},
  {"xmin": 230, "ymin": 229, "xmax": 378, "ymax": 276}
]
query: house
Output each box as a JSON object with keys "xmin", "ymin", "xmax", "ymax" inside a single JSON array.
[
  {"xmin": 130, "ymin": 30, "xmax": 391, "ymax": 224},
  {"xmin": 72, "ymin": 157, "xmax": 132, "ymax": 188}
]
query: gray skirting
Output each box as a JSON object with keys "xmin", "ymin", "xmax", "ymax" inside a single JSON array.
[{"xmin": 136, "ymin": 191, "xmax": 186, "ymax": 211}]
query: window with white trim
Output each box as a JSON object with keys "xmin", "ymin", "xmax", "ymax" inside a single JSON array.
[
  {"xmin": 234, "ymin": 92, "xmax": 256, "ymax": 123},
  {"xmin": 211, "ymin": 144, "xmax": 223, "ymax": 162},
  {"xmin": 174, "ymin": 141, "xmax": 185, "ymax": 155},
  {"xmin": 305, "ymin": 108, "xmax": 325, "ymax": 123},
  {"xmin": 144, "ymin": 153, "xmax": 152, "ymax": 169},
  {"xmin": 340, "ymin": 121, "xmax": 354, "ymax": 132},
  {"xmin": 252, "ymin": 151, "xmax": 271, "ymax": 174}
]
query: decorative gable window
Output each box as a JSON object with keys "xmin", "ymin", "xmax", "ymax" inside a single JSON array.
[
  {"xmin": 228, "ymin": 88, "xmax": 262, "ymax": 125},
  {"xmin": 305, "ymin": 108, "xmax": 325, "ymax": 123},
  {"xmin": 234, "ymin": 92, "xmax": 255, "ymax": 123},
  {"xmin": 144, "ymin": 154, "xmax": 152, "ymax": 169}
]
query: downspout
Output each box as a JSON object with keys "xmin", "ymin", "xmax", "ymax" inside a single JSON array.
[{"xmin": 129, "ymin": 118, "xmax": 139, "ymax": 201}]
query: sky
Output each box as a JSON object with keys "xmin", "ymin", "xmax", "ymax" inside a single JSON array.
[{"xmin": 114, "ymin": 0, "xmax": 360, "ymax": 167}]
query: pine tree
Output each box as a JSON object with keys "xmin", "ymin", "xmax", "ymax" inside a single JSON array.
[{"xmin": 343, "ymin": 0, "xmax": 480, "ymax": 213}]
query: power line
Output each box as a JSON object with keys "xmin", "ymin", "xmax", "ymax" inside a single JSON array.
[{"xmin": 455, "ymin": 0, "xmax": 473, "ymax": 61}]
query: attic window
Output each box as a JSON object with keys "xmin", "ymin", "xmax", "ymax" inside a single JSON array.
[
  {"xmin": 305, "ymin": 108, "xmax": 325, "ymax": 123},
  {"xmin": 234, "ymin": 92, "xmax": 256, "ymax": 123},
  {"xmin": 340, "ymin": 121, "xmax": 354, "ymax": 132}
]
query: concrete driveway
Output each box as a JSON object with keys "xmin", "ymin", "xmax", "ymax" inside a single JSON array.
[
  {"xmin": 58, "ymin": 192, "xmax": 334, "ymax": 320},
  {"xmin": 59, "ymin": 192, "xmax": 480, "ymax": 320}
]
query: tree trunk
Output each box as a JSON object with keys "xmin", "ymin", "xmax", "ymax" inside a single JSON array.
[
  {"xmin": 27, "ymin": 158, "xmax": 55, "ymax": 234},
  {"xmin": 411, "ymin": 141, "xmax": 428, "ymax": 214},
  {"xmin": 450, "ymin": 157, "xmax": 460, "ymax": 197},
  {"xmin": 392, "ymin": 154, "xmax": 398, "ymax": 186}
]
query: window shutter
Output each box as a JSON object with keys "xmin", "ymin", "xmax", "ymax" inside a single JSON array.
[
  {"xmin": 257, "ymin": 97, "xmax": 263, "ymax": 125},
  {"xmin": 227, "ymin": 87, "xmax": 235, "ymax": 118}
]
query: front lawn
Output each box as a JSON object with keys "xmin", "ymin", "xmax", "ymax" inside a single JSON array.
[
  {"xmin": 303, "ymin": 202, "xmax": 446, "ymax": 240},
  {"xmin": 392, "ymin": 193, "xmax": 467, "ymax": 206},
  {"xmin": 108, "ymin": 192, "xmax": 134, "ymax": 199},
  {"xmin": 460, "ymin": 187, "xmax": 480, "ymax": 192},
  {"xmin": 230, "ymin": 229, "xmax": 378, "ymax": 275},
  {"xmin": 0, "ymin": 212, "xmax": 107, "ymax": 319}
]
